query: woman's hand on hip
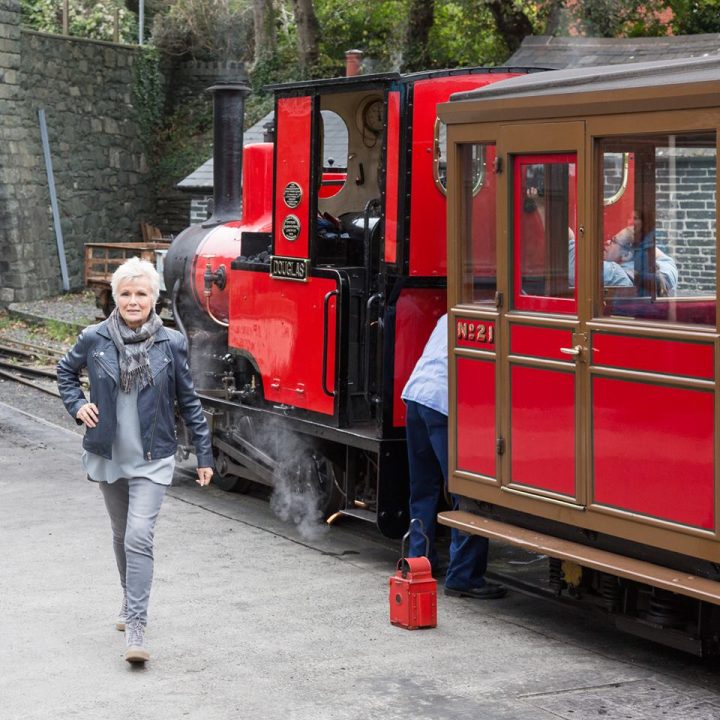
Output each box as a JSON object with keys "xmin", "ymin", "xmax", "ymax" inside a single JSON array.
[
  {"xmin": 196, "ymin": 467, "xmax": 213, "ymax": 486},
  {"xmin": 76, "ymin": 402, "xmax": 99, "ymax": 428}
]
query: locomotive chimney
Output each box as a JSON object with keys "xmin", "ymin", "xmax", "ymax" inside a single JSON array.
[
  {"xmin": 345, "ymin": 49, "xmax": 363, "ymax": 77},
  {"xmin": 203, "ymin": 82, "xmax": 251, "ymax": 227}
]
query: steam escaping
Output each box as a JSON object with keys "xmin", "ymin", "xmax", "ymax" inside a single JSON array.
[{"xmin": 271, "ymin": 457, "xmax": 330, "ymax": 541}]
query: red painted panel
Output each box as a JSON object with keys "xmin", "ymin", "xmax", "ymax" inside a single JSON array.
[
  {"xmin": 456, "ymin": 357, "xmax": 496, "ymax": 478},
  {"xmin": 593, "ymin": 377, "xmax": 714, "ymax": 529},
  {"xmin": 409, "ymin": 73, "xmax": 521, "ymax": 277},
  {"xmin": 511, "ymin": 365, "xmax": 576, "ymax": 496},
  {"xmin": 455, "ymin": 317, "xmax": 495, "ymax": 351},
  {"xmin": 511, "ymin": 325, "xmax": 574, "ymax": 362},
  {"xmin": 393, "ymin": 289, "xmax": 446, "ymax": 427},
  {"xmin": 274, "ymin": 96, "xmax": 312, "ymax": 259},
  {"xmin": 228, "ymin": 270, "xmax": 337, "ymax": 415},
  {"xmin": 592, "ymin": 333, "xmax": 714, "ymax": 380},
  {"xmin": 384, "ymin": 91, "xmax": 400, "ymax": 265},
  {"xmin": 194, "ymin": 145, "xmax": 274, "ymax": 322}
]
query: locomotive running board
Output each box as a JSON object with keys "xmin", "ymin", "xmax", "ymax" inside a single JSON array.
[{"xmin": 438, "ymin": 511, "xmax": 720, "ymax": 605}]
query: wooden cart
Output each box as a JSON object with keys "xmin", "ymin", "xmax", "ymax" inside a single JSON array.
[{"xmin": 84, "ymin": 241, "xmax": 171, "ymax": 317}]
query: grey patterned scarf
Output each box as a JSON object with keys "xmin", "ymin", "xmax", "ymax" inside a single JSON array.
[{"xmin": 107, "ymin": 307, "xmax": 164, "ymax": 393}]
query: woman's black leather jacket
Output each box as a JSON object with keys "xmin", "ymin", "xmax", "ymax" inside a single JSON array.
[{"xmin": 57, "ymin": 320, "xmax": 213, "ymax": 467}]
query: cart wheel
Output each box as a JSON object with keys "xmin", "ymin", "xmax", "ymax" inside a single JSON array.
[{"xmin": 100, "ymin": 290, "xmax": 115, "ymax": 318}]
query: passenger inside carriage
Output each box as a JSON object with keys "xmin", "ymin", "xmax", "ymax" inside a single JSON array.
[{"xmin": 604, "ymin": 225, "xmax": 678, "ymax": 296}]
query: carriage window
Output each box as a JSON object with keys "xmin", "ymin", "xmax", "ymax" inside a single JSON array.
[
  {"xmin": 513, "ymin": 154, "xmax": 577, "ymax": 314},
  {"xmin": 599, "ymin": 132, "xmax": 716, "ymax": 326},
  {"xmin": 460, "ymin": 143, "xmax": 496, "ymax": 303}
]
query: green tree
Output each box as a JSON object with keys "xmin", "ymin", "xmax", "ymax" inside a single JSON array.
[{"xmin": 670, "ymin": 0, "xmax": 720, "ymax": 33}]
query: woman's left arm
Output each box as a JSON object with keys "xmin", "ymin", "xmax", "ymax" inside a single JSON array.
[{"xmin": 170, "ymin": 333, "xmax": 215, "ymax": 474}]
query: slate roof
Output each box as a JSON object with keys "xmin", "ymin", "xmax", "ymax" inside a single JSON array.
[
  {"xmin": 177, "ymin": 109, "xmax": 349, "ymax": 192},
  {"xmin": 507, "ymin": 33, "xmax": 720, "ymax": 70}
]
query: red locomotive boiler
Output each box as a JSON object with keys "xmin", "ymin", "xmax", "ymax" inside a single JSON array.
[
  {"xmin": 164, "ymin": 67, "xmax": 529, "ymax": 538},
  {"xmin": 439, "ymin": 56, "xmax": 720, "ymax": 654}
]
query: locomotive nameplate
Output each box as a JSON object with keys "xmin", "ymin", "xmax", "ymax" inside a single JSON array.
[
  {"xmin": 283, "ymin": 182, "xmax": 303, "ymax": 209},
  {"xmin": 270, "ymin": 256, "xmax": 309, "ymax": 282},
  {"xmin": 456, "ymin": 318, "xmax": 495, "ymax": 349},
  {"xmin": 282, "ymin": 214, "xmax": 301, "ymax": 241}
]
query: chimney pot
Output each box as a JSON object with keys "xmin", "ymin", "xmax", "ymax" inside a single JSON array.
[{"xmin": 345, "ymin": 49, "xmax": 363, "ymax": 77}]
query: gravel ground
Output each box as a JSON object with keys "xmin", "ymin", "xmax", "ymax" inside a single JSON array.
[{"xmin": 9, "ymin": 290, "xmax": 99, "ymax": 327}]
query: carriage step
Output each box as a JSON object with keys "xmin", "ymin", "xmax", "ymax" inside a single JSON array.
[{"xmin": 438, "ymin": 511, "xmax": 720, "ymax": 605}]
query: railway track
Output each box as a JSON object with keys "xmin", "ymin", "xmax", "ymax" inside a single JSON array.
[{"xmin": 0, "ymin": 338, "xmax": 66, "ymax": 397}]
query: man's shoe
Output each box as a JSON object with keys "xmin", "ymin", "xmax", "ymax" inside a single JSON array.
[
  {"xmin": 444, "ymin": 582, "xmax": 507, "ymax": 600},
  {"xmin": 124, "ymin": 620, "xmax": 150, "ymax": 664},
  {"xmin": 115, "ymin": 595, "xmax": 128, "ymax": 632}
]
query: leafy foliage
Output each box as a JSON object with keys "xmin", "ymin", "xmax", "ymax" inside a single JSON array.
[
  {"xmin": 132, "ymin": 45, "xmax": 166, "ymax": 150},
  {"xmin": 21, "ymin": 0, "xmax": 136, "ymax": 42},
  {"xmin": 150, "ymin": 0, "xmax": 254, "ymax": 60},
  {"xmin": 670, "ymin": 0, "xmax": 720, "ymax": 33}
]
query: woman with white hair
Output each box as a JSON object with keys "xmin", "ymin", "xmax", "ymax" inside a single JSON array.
[{"xmin": 57, "ymin": 256, "xmax": 213, "ymax": 665}]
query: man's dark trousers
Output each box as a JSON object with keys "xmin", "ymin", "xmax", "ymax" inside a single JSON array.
[{"xmin": 405, "ymin": 400, "xmax": 490, "ymax": 591}]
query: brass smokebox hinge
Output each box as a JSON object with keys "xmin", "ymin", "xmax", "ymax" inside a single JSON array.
[
  {"xmin": 496, "ymin": 437, "xmax": 505, "ymax": 455},
  {"xmin": 494, "ymin": 156, "xmax": 503, "ymax": 174}
]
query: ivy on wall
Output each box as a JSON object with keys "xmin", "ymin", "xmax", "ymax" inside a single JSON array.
[{"xmin": 131, "ymin": 45, "xmax": 165, "ymax": 153}]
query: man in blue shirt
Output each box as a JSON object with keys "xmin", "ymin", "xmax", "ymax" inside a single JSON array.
[{"xmin": 401, "ymin": 314, "xmax": 506, "ymax": 600}]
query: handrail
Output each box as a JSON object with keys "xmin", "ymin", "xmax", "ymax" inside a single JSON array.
[
  {"xmin": 364, "ymin": 292, "xmax": 384, "ymax": 404},
  {"xmin": 322, "ymin": 289, "xmax": 339, "ymax": 397}
]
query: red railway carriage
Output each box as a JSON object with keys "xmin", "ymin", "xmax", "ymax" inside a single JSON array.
[
  {"xmin": 164, "ymin": 67, "xmax": 528, "ymax": 538},
  {"xmin": 439, "ymin": 56, "xmax": 720, "ymax": 654}
]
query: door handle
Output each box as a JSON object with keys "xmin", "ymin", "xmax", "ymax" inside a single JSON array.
[{"xmin": 560, "ymin": 345, "xmax": 583, "ymax": 357}]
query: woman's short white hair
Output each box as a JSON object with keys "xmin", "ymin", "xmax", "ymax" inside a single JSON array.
[{"xmin": 111, "ymin": 256, "xmax": 161, "ymax": 303}]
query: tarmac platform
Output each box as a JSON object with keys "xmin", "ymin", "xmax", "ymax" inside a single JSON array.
[{"xmin": 2, "ymin": 295, "xmax": 720, "ymax": 718}]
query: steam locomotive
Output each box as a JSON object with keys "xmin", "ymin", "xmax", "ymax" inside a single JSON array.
[{"xmin": 163, "ymin": 67, "xmax": 529, "ymax": 538}]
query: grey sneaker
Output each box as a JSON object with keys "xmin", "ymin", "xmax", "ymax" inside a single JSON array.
[
  {"xmin": 115, "ymin": 595, "xmax": 128, "ymax": 631},
  {"xmin": 124, "ymin": 620, "xmax": 149, "ymax": 664}
]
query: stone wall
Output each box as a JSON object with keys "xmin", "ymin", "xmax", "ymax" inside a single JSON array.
[
  {"xmin": 0, "ymin": 1, "xmax": 159, "ymax": 303},
  {"xmin": 656, "ymin": 156, "xmax": 716, "ymax": 294},
  {"xmin": 0, "ymin": 0, "xmax": 27, "ymax": 303}
]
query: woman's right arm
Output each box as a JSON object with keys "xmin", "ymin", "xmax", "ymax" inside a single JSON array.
[{"xmin": 56, "ymin": 329, "xmax": 92, "ymax": 423}]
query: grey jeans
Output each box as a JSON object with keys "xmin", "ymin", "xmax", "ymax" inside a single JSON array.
[{"xmin": 99, "ymin": 478, "xmax": 167, "ymax": 625}]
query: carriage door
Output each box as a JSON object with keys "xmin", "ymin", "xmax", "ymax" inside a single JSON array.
[{"xmin": 499, "ymin": 123, "xmax": 587, "ymax": 506}]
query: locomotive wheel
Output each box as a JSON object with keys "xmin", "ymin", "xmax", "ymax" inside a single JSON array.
[
  {"xmin": 212, "ymin": 449, "xmax": 252, "ymax": 494},
  {"xmin": 276, "ymin": 452, "xmax": 342, "ymax": 519},
  {"xmin": 313, "ymin": 454, "xmax": 343, "ymax": 518}
]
